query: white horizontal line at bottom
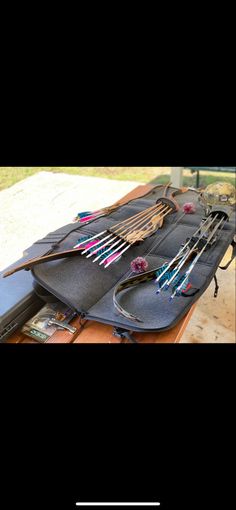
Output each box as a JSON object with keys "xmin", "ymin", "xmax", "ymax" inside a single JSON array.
[{"xmin": 75, "ymin": 504, "xmax": 161, "ymax": 507}]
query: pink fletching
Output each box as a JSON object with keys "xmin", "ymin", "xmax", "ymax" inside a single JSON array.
[
  {"xmin": 80, "ymin": 215, "xmax": 97, "ymax": 222},
  {"xmin": 105, "ymin": 252, "xmax": 121, "ymax": 265},
  {"xmin": 75, "ymin": 240, "xmax": 99, "ymax": 251},
  {"xmin": 83, "ymin": 240, "xmax": 99, "ymax": 249}
]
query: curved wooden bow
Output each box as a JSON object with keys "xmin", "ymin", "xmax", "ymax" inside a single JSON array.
[{"xmin": 3, "ymin": 184, "xmax": 188, "ymax": 278}]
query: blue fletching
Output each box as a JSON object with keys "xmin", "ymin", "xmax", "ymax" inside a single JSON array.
[{"xmin": 77, "ymin": 211, "xmax": 93, "ymax": 219}]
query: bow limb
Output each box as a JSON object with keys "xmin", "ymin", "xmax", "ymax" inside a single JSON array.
[
  {"xmin": 112, "ymin": 249, "xmax": 195, "ymax": 321},
  {"xmin": 113, "ymin": 267, "xmax": 160, "ymax": 322},
  {"xmin": 168, "ymin": 186, "xmax": 189, "ymax": 211},
  {"xmin": 3, "ymin": 248, "xmax": 84, "ymax": 278},
  {"xmin": 163, "ymin": 181, "xmax": 172, "ymax": 197}
]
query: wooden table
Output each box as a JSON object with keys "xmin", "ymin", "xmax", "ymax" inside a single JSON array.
[{"xmin": 6, "ymin": 184, "xmax": 196, "ymax": 344}]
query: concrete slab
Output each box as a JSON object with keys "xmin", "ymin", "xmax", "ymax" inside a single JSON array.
[
  {"xmin": 0, "ymin": 172, "xmax": 142, "ymax": 270},
  {"xmin": 180, "ymin": 248, "xmax": 235, "ymax": 343}
]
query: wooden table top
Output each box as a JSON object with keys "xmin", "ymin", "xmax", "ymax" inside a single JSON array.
[{"xmin": 6, "ymin": 183, "xmax": 196, "ymax": 344}]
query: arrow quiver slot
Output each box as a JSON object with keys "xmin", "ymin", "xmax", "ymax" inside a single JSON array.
[
  {"xmin": 206, "ymin": 207, "xmax": 230, "ymax": 221},
  {"xmin": 185, "ymin": 236, "xmax": 209, "ymax": 252},
  {"xmin": 183, "ymin": 210, "xmax": 230, "ymax": 255}
]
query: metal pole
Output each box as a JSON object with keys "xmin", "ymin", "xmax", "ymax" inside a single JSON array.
[
  {"xmin": 171, "ymin": 167, "xmax": 183, "ymax": 187},
  {"xmin": 196, "ymin": 170, "xmax": 200, "ymax": 188}
]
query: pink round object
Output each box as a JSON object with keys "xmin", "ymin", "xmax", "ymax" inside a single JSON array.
[
  {"xmin": 182, "ymin": 202, "xmax": 196, "ymax": 214},
  {"xmin": 130, "ymin": 257, "xmax": 149, "ymax": 273}
]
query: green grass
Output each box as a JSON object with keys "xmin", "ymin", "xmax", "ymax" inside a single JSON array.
[
  {"xmin": 0, "ymin": 167, "xmax": 171, "ymax": 190},
  {"xmin": 0, "ymin": 168, "xmax": 39, "ymax": 190},
  {"xmin": 0, "ymin": 167, "xmax": 235, "ymax": 192},
  {"xmin": 149, "ymin": 173, "xmax": 236, "ymax": 188}
]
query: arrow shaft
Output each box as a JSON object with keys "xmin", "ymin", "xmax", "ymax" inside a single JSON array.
[
  {"xmin": 171, "ymin": 216, "xmax": 225, "ymax": 299},
  {"xmin": 155, "ymin": 214, "xmax": 214, "ymax": 285},
  {"xmin": 104, "ymin": 242, "xmax": 132, "ymax": 268},
  {"xmin": 81, "ymin": 233, "xmax": 114, "ymax": 255},
  {"xmin": 115, "ymin": 205, "xmax": 167, "ymax": 237},
  {"xmin": 74, "ymin": 230, "xmax": 107, "ymax": 248},
  {"xmin": 162, "ymin": 213, "xmax": 218, "ymax": 289}
]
